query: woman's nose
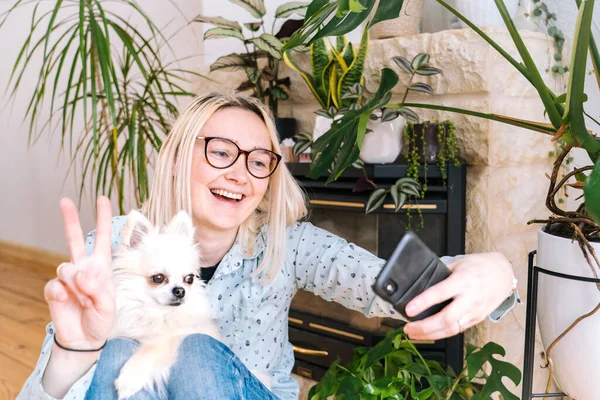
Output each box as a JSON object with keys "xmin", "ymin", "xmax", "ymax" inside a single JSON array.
[{"xmin": 225, "ymin": 155, "xmax": 248, "ymax": 183}]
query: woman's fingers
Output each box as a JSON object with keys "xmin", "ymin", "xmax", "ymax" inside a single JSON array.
[
  {"xmin": 44, "ymin": 278, "xmax": 70, "ymax": 303},
  {"xmin": 56, "ymin": 262, "xmax": 92, "ymax": 307},
  {"xmin": 404, "ymin": 297, "xmax": 476, "ymax": 340},
  {"xmin": 405, "ymin": 272, "xmax": 465, "ymax": 318},
  {"xmin": 93, "ymin": 196, "xmax": 113, "ymax": 258},
  {"xmin": 60, "ymin": 198, "xmax": 86, "ymax": 264}
]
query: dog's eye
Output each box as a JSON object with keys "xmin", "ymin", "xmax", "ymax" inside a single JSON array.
[
  {"xmin": 184, "ymin": 274, "xmax": 194, "ymax": 284},
  {"xmin": 151, "ymin": 274, "xmax": 165, "ymax": 284}
]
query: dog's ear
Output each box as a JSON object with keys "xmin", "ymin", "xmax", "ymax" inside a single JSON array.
[
  {"xmin": 122, "ymin": 210, "xmax": 154, "ymax": 248},
  {"xmin": 166, "ymin": 211, "xmax": 195, "ymax": 241}
]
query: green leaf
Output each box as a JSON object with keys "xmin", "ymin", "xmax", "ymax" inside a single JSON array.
[
  {"xmin": 204, "ymin": 27, "xmax": 245, "ymax": 40},
  {"xmin": 311, "ymin": 0, "xmax": 376, "ymax": 42},
  {"xmin": 564, "ymin": 0, "xmax": 600, "ymax": 157},
  {"xmin": 311, "ymin": 38, "xmax": 331, "ymax": 105},
  {"xmin": 381, "ymin": 108, "xmax": 400, "ymax": 122},
  {"xmin": 392, "ymin": 56, "xmax": 413, "ymax": 74},
  {"xmin": 408, "ymin": 83, "xmax": 434, "ymax": 95},
  {"xmin": 368, "ymin": 0, "xmax": 404, "ymax": 28},
  {"xmin": 228, "ymin": 0, "xmax": 266, "ymax": 18},
  {"xmin": 337, "ymin": 375, "xmax": 364, "ymax": 398},
  {"xmin": 467, "ymin": 342, "xmax": 522, "ymax": 400},
  {"xmin": 493, "ymin": 0, "xmax": 563, "ymax": 128},
  {"xmin": 250, "ymin": 33, "xmax": 284, "ymax": 59},
  {"xmin": 275, "ymin": 1, "xmax": 311, "ymax": 18},
  {"xmin": 270, "ymin": 85, "xmax": 289, "ymax": 100},
  {"xmin": 293, "ymin": 140, "xmax": 311, "ymax": 156},
  {"xmin": 584, "ymin": 157, "xmax": 600, "ymax": 224},
  {"xmin": 415, "ymin": 66, "xmax": 442, "ymax": 76},
  {"xmin": 398, "ymin": 107, "xmax": 419, "ymax": 123},
  {"xmin": 193, "ymin": 15, "xmax": 242, "ymax": 31},
  {"xmin": 369, "ymin": 68, "xmax": 399, "ymax": 108},
  {"xmin": 411, "ymin": 53, "xmax": 430, "ymax": 69},
  {"xmin": 349, "ymin": 0, "xmax": 367, "ymax": 12},
  {"xmin": 390, "ymin": 186, "xmax": 407, "ymax": 212},
  {"xmin": 366, "ymin": 188, "xmax": 387, "ymax": 214},
  {"xmin": 244, "ymin": 22, "xmax": 263, "ymax": 32},
  {"xmin": 210, "ymin": 54, "xmax": 248, "ymax": 71},
  {"xmin": 338, "ymin": 28, "xmax": 369, "ymax": 107},
  {"xmin": 357, "ymin": 112, "xmax": 369, "ymax": 149}
]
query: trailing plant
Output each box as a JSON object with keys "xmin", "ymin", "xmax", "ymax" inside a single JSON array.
[
  {"xmin": 0, "ymin": 0, "xmax": 203, "ymax": 213},
  {"xmin": 194, "ymin": 0, "xmax": 310, "ymax": 116},
  {"xmin": 308, "ymin": 327, "xmax": 521, "ymax": 400},
  {"xmin": 531, "ymin": 0, "xmax": 568, "ymax": 76},
  {"xmin": 404, "ymin": 120, "xmax": 460, "ymax": 196}
]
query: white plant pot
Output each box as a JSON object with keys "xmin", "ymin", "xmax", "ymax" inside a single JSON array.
[
  {"xmin": 312, "ymin": 114, "xmax": 337, "ymax": 142},
  {"xmin": 447, "ymin": 0, "xmax": 519, "ymax": 29},
  {"xmin": 536, "ymin": 227, "xmax": 600, "ymax": 400},
  {"xmin": 359, "ymin": 116, "xmax": 406, "ymax": 164}
]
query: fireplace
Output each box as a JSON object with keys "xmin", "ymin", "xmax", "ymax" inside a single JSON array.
[{"xmin": 286, "ymin": 161, "xmax": 467, "ymax": 381}]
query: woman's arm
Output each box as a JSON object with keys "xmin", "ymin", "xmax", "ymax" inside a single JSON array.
[
  {"xmin": 287, "ymin": 222, "xmax": 518, "ymax": 339},
  {"xmin": 16, "ymin": 323, "xmax": 97, "ymax": 400}
]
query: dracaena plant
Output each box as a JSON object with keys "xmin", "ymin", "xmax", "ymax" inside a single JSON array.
[
  {"xmin": 308, "ymin": 327, "xmax": 521, "ymax": 400},
  {"xmin": 194, "ymin": 0, "xmax": 310, "ymax": 117},
  {"xmin": 0, "ymin": 0, "xmax": 202, "ymax": 213}
]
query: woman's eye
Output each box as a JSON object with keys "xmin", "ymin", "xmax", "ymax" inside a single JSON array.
[
  {"xmin": 211, "ymin": 150, "xmax": 229, "ymax": 158},
  {"xmin": 151, "ymin": 274, "xmax": 165, "ymax": 284},
  {"xmin": 184, "ymin": 274, "xmax": 194, "ymax": 284},
  {"xmin": 250, "ymin": 160, "xmax": 267, "ymax": 168}
]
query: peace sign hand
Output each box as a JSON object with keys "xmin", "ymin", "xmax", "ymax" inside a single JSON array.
[{"xmin": 43, "ymin": 197, "xmax": 116, "ymax": 349}]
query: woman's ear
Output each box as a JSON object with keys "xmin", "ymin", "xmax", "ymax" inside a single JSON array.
[
  {"xmin": 122, "ymin": 210, "xmax": 154, "ymax": 248},
  {"xmin": 166, "ymin": 211, "xmax": 195, "ymax": 242}
]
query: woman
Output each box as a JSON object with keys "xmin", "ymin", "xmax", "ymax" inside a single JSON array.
[{"xmin": 18, "ymin": 93, "xmax": 518, "ymax": 400}]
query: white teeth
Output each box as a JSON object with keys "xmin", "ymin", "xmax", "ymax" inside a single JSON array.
[{"xmin": 211, "ymin": 189, "xmax": 242, "ymax": 200}]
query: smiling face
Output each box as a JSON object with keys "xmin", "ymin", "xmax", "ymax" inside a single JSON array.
[{"xmin": 190, "ymin": 107, "xmax": 273, "ymax": 235}]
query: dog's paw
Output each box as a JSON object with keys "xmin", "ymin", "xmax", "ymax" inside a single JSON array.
[{"xmin": 115, "ymin": 359, "xmax": 154, "ymax": 399}]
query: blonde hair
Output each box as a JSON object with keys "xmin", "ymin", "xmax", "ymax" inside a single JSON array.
[{"xmin": 141, "ymin": 92, "xmax": 308, "ymax": 281}]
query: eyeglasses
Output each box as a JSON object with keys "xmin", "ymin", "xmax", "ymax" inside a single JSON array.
[{"xmin": 196, "ymin": 136, "xmax": 282, "ymax": 179}]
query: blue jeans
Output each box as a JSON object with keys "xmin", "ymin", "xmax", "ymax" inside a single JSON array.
[{"xmin": 85, "ymin": 334, "xmax": 279, "ymax": 400}]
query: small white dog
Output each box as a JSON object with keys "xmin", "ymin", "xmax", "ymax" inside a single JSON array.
[{"xmin": 110, "ymin": 210, "xmax": 220, "ymax": 399}]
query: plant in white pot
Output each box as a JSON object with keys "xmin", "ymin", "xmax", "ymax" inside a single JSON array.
[
  {"xmin": 284, "ymin": 1, "xmax": 600, "ymax": 399},
  {"xmin": 285, "ymin": 28, "xmax": 417, "ymax": 164}
]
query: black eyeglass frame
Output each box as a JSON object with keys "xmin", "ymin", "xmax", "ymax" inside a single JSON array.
[{"xmin": 196, "ymin": 136, "xmax": 282, "ymax": 179}]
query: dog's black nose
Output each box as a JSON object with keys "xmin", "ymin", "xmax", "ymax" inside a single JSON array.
[{"xmin": 172, "ymin": 287, "xmax": 185, "ymax": 299}]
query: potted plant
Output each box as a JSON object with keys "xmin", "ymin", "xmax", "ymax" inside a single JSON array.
[
  {"xmin": 404, "ymin": 120, "xmax": 461, "ymax": 194},
  {"xmin": 194, "ymin": 0, "xmax": 309, "ymax": 139},
  {"xmin": 308, "ymin": 327, "xmax": 521, "ymax": 400},
  {"xmin": 0, "ymin": 0, "xmax": 202, "ymax": 213},
  {"xmin": 285, "ymin": 1, "xmax": 600, "ymax": 398}
]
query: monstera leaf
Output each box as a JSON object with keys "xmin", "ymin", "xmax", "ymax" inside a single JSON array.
[{"xmin": 466, "ymin": 342, "xmax": 522, "ymax": 400}]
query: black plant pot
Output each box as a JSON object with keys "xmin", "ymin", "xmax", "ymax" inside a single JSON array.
[
  {"xmin": 274, "ymin": 117, "xmax": 297, "ymax": 141},
  {"xmin": 408, "ymin": 122, "xmax": 450, "ymax": 164}
]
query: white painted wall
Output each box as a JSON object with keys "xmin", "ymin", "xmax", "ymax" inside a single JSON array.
[{"xmin": 0, "ymin": 1, "xmax": 203, "ymax": 254}]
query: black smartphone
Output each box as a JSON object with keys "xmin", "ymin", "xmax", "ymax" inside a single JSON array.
[{"xmin": 372, "ymin": 232, "xmax": 452, "ymax": 321}]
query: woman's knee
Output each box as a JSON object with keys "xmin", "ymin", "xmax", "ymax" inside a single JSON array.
[{"xmin": 177, "ymin": 334, "xmax": 233, "ymax": 365}]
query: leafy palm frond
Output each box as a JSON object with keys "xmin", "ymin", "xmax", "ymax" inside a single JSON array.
[{"xmin": 1, "ymin": 0, "xmax": 203, "ymax": 213}]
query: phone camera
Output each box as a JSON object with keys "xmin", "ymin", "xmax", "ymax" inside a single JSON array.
[{"xmin": 384, "ymin": 280, "xmax": 397, "ymax": 295}]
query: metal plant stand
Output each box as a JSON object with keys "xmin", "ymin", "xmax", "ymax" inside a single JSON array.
[{"xmin": 522, "ymin": 250, "xmax": 600, "ymax": 399}]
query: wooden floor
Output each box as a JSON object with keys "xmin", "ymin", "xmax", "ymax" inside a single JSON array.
[{"xmin": 0, "ymin": 241, "xmax": 67, "ymax": 400}]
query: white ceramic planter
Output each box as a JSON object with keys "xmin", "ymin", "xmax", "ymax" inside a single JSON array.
[
  {"xmin": 313, "ymin": 114, "xmax": 405, "ymax": 164},
  {"xmin": 448, "ymin": 0, "xmax": 519, "ymax": 29},
  {"xmin": 359, "ymin": 116, "xmax": 406, "ymax": 164},
  {"xmin": 536, "ymin": 227, "xmax": 600, "ymax": 400}
]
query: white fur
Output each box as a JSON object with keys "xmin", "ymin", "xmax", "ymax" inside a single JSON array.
[{"xmin": 110, "ymin": 210, "xmax": 223, "ymax": 399}]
